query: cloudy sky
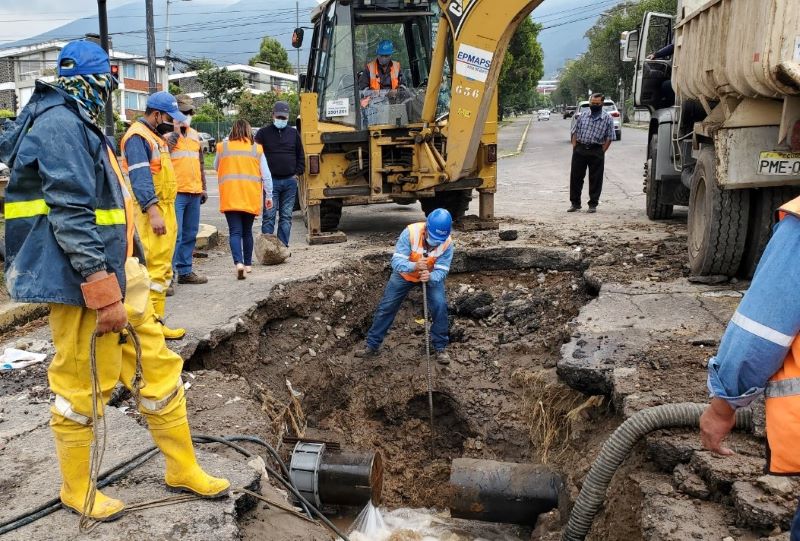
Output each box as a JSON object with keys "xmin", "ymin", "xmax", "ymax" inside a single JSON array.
[{"xmin": 0, "ymin": 0, "xmax": 237, "ymax": 44}]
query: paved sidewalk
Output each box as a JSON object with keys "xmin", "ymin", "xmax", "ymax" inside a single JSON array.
[{"xmin": 497, "ymin": 114, "xmax": 532, "ymax": 158}]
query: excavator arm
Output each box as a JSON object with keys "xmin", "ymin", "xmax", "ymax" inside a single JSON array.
[{"xmin": 419, "ymin": 0, "xmax": 545, "ymax": 182}]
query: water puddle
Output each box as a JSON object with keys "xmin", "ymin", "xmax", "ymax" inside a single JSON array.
[{"xmin": 344, "ymin": 503, "xmax": 528, "ymax": 541}]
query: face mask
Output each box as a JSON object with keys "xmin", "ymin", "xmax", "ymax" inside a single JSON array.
[
  {"xmin": 184, "ymin": 115, "xmax": 192, "ymax": 126},
  {"xmin": 590, "ymin": 104, "xmax": 602, "ymax": 114},
  {"xmin": 273, "ymin": 118, "xmax": 288, "ymax": 129},
  {"xmin": 156, "ymin": 115, "xmax": 174, "ymax": 136},
  {"xmin": 56, "ymin": 73, "xmax": 113, "ymax": 123},
  {"xmin": 378, "ymin": 56, "xmax": 391, "ymax": 67},
  {"xmin": 426, "ymin": 236, "xmax": 441, "ymax": 247}
]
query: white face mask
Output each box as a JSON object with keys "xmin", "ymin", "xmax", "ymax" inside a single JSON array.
[
  {"xmin": 426, "ymin": 235, "xmax": 441, "ymax": 247},
  {"xmin": 184, "ymin": 115, "xmax": 192, "ymax": 126}
]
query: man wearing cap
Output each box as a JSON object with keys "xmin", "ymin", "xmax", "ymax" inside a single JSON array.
[
  {"xmin": 0, "ymin": 39, "xmax": 229, "ymax": 523},
  {"xmin": 355, "ymin": 209, "xmax": 454, "ymax": 365},
  {"xmin": 168, "ymin": 94, "xmax": 208, "ymax": 287},
  {"xmin": 358, "ymin": 40, "xmax": 403, "ymax": 93},
  {"xmin": 120, "ymin": 91, "xmax": 187, "ymax": 340},
  {"xmin": 254, "ymin": 101, "xmax": 305, "ymax": 247}
]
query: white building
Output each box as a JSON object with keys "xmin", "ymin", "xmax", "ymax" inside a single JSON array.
[{"xmin": 0, "ymin": 40, "xmax": 167, "ymax": 121}]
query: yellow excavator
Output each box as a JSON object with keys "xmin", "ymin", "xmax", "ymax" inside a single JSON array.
[{"xmin": 292, "ymin": 0, "xmax": 541, "ymax": 243}]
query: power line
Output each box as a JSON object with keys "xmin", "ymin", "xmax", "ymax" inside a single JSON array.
[{"xmin": 533, "ymin": 0, "xmax": 620, "ymax": 22}]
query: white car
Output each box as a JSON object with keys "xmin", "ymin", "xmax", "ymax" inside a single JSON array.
[
  {"xmin": 537, "ymin": 109, "xmax": 550, "ymax": 121},
  {"xmin": 570, "ymin": 100, "xmax": 623, "ymax": 141}
]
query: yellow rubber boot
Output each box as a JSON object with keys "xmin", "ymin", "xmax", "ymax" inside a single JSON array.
[
  {"xmin": 152, "ymin": 293, "xmax": 186, "ymax": 341},
  {"xmin": 51, "ymin": 421, "xmax": 125, "ymax": 521},
  {"xmin": 148, "ymin": 420, "xmax": 230, "ymax": 498}
]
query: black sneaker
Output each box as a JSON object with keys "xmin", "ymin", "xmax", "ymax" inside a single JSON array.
[
  {"xmin": 178, "ymin": 272, "xmax": 209, "ymax": 284},
  {"xmin": 354, "ymin": 347, "xmax": 380, "ymax": 358},
  {"xmin": 434, "ymin": 350, "xmax": 451, "ymax": 365},
  {"xmin": 567, "ymin": 206, "xmax": 581, "ymax": 213},
  {"xmin": 587, "ymin": 207, "xmax": 597, "ymax": 214}
]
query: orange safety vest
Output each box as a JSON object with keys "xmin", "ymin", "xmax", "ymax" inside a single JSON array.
[
  {"xmin": 367, "ymin": 59, "xmax": 400, "ymax": 91},
  {"xmin": 105, "ymin": 145, "xmax": 136, "ymax": 258},
  {"xmin": 767, "ymin": 196, "xmax": 800, "ymax": 474},
  {"xmin": 399, "ymin": 222, "xmax": 453, "ymax": 283},
  {"xmin": 171, "ymin": 127, "xmax": 203, "ymax": 194},
  {"xmin": 120, "ymin": 121, "xmax": 178, "ymax": 204},
  {"xmin": 216, "ymin": 139, "xmax": 264, "ymax": 216}
]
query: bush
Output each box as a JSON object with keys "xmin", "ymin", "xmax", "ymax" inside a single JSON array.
[{"xmin": 0, "ymin": 109, "xmax": 14, "ymax": 119}]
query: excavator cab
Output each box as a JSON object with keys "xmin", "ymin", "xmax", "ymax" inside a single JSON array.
[{"xmin": 295, "ymin": 0, "xmax": 540, "ymax": 244}]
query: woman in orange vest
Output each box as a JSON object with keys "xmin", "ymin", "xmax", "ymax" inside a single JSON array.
[{"xmin": 214, "ymin": 120, "xmax": 273, "ymax": 280}]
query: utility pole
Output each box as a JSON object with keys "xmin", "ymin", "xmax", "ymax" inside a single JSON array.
[
  {"xmin": 145, "ymin": 0, "xmax": 157, "ymax": 94},
  {"xmin": 97, "ymin": 0, "xmax": 114, "ymax": 136},
  {"xmin": 165, "ymin": 0, "xmax": 172, "ymax": 76},
  {"xmin": 296, "ymin": 1, "xmax": 301, "ymax": 89}
]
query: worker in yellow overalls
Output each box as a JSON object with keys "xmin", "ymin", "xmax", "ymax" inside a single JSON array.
[{"xmin": 120, "ymin": 92, "xmax": 186, "ymax": 340}]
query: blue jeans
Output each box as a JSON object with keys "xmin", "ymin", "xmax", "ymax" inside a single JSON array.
[
  {"xmin": 366, "ymin": 272, "xmax": 449, "ymax": 351},
  {"xmin": 792, "ymin": 502, "xmax": 800, "ymax": 541},
  {"xmin": 262, "ymin": 177, "xmax": 298, "ymax": 246},
  {"xmin": 173, "ymin": 193, "xmax": 202, "ymax": 276},
  {"xmin": 225, "ymin": 211, "xmax": 256, "ymax": 266}
]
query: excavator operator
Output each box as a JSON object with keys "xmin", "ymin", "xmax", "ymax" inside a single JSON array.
[{"xmin": 359, "ymin": 40, "xmax": 403, "ymax": 107}]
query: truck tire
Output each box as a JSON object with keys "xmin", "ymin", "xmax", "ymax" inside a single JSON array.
[
  {"xmin": 687, "ymin": 148, "xmax": 750, "ymax": 276},
  {"xmin": 320, "ymin": 199, "xmax": 343, "ymax": 232},
  {"xmin": 645, "ymin": 135, "xmax": 673, "ymax": 220},
  {"xmin": 738, "ymin": 186, "xmax": 800, "ymax": 278},
  {"xmin": 420, "ymin": 190, "xmax": 471, "ymax": 219}
]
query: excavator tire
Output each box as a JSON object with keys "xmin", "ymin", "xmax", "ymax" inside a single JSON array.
[
  {"xmin": 420, "ymin": 190, "xmax": 472, "ymax": 219},
  {"xmin": 320, "ymin": 199, "xmax": 343, "ymax": 232},
  {"xmin": 687, "ymin": 147, "xmax": 750, "ymax": 276}
]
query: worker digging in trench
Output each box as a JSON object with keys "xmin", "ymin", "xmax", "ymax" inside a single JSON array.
[
  {"xmin": 355, "ymin": 208, "xmax": 454, "ymax": 366},
  {"xmin": 0, "ymin": 39, "xmax": 230, "ymax": 523}
]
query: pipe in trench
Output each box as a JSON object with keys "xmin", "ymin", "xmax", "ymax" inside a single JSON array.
[
  {"xmin": 449, "ymin": 458, "xmax": 565, "ymax": 526},
  {"xmin": 562, "ymin": 402, "xmax": 753, "ymax": 541}
]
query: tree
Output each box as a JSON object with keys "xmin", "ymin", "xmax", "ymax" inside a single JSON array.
[
  {"xmin": 187, "ymin": 58, "xmax": 215, "ymax": 72},
  {"xmin": 237, "ymin": 90, "xmax": 300, "ymax": 128},
  {"xmin": 168, "ymin": 82, "xmax": 182, "ymax": 95},
  {"xmin": 193, "ymin": 103, "xmax": 224, "ymax": 123},
  {"xmin": 249, "ymin": 37, "xmax": 293, "ymax": 74},
  {"xmin": 196, "ymin": 64, "xmax": 246, "ymax": 111},
  {"xmin": 499, "ymin": 17, "xmax": 545, "ymax": 116}
]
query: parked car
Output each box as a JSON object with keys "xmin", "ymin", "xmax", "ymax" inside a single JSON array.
[
  {"xmin": 537, "ymin": 109, "xmax": 550, "ymax": 121},
  {"xmin": 563, "ymin": 106, "xmax": 577, "ymax": 119},
  {"xmin": 569, "ymin": 100, "xmax": 623, "ymax": 141},
  {"xmin": 198, "ymin": 132, "xmax": 216, "ymax": 154}
]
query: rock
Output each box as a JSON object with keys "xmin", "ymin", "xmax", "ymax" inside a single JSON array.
[
  {"xmin": 454, "ymin": 291, "xmax": 494, "ymax": 319},
  {"xmin": 689, "ymin": 337, "xmax": 719, "ymax": 347},
  {"xmin": 504, "ymin": 298, "xmax": 546, "ymax": 327},
  {"xmin": 673, "ymin": 463, "xmax": 711, "ymax": 500},
  {"xmin": 254, "ymin": 234, "xmax": 290, "ymax": 265},
  {"xmin": 331, "ymin": 290, "xmax": 346, "ymax": 303},
  {"xmin": 733, "ymin": 481, "xmax": 795, "ymax": 530},
  {"xmin": 687, "ymin": 274, "xmax": 729, "ymax": 284},
  {"xmin": 498, "ymin": 229, "xmax": 518, "ymax": 241},
  {"xmin": 691, "ymin": 451, "xmax": 765, "ymax": 493},
  {"xmin": 594, "ymin": 252, "xmax": 617, "ymax": 266},
  {"xmin": 757, "ymin": 475, "xmax": 797, "ymax": 497},
  {"xmin": 194, "ymin": 223, "xmax": 219, "ymax": 250}
]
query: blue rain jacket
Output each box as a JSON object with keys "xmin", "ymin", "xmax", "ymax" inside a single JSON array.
[{"xmin": 0, "ymin": 81, "xmax": 129, "ymax": 306}]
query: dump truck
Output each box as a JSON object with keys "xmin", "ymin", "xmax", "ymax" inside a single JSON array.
[
  {"xmin": 292, "ymin": 0, "xmax": 542, "ymax": 244},
  {"xmin": 621, "ymin": 0, "xmax": 800, "ymax": 276}
]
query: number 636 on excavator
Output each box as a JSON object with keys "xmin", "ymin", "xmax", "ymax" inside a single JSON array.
[{"xmin": 290, "ymin": 0, "xmax": 544, "ymax": 244}]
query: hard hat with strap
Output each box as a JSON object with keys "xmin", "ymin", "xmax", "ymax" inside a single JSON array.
[
  {"xmin": 171, "ymin": 128, "xmax": 203, "ymax": 194},
  {"xmin": 399, "ymin": 222, "xmax": 452, "ymax": 283},
  {"xmin": 765, "ymin": 195, "xmax": 800, "ymax": 474},
  {"xmin": 216, "ymin": 139, "xmax": 263, "ymax": 216}
]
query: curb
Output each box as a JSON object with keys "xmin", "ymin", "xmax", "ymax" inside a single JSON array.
[
  {"xmin": 0, "ymin": 302, "xmax": 48, "ymax": 334},
  {"xmin": 196, "ymin": 223, "xmax": 219, "ymax": 250},
  {"xmin": 499, "ymin": 118, "xmax": 532, "ymax": 159}
]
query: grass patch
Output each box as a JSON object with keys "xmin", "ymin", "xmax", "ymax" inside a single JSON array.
[{"xmin": 203, "ymin": 153, "xmax": 216, "ymax": 170}]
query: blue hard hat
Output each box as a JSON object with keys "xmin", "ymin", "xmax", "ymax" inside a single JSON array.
[
  {"xmin": 426, "ymin": 208, "xmax": 452, "ymax": 243},
  {"xmin": 57, "ymin": 40, "xmax": 110, "ymax": 77},
  {"xmin": 146, "ymin": 91, "xmax": 187, "ymax": 122},
  {"xmin": 377, "ymin": 40, "xmax": 394, "ymax": 56}
]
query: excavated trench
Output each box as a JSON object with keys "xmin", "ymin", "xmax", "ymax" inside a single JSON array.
[{"xmin": 186, "ymin": 249, "xmax": 614, "ymax": 535}]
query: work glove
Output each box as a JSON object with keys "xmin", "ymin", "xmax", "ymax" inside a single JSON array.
[{"xmin": 81, "ymin": 272, "xmax": 128, "ymax": 335}]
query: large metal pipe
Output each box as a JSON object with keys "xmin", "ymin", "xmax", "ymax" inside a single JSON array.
[
  {"xmin": 289, "ymin": 442, "xmax": 383, "ymax": 508},
  {"xmin": 449, "ymin": 458, "xmax": 563, "ymax": 526}
]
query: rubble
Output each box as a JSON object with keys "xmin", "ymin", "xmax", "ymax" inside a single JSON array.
[{"xmin": 254, "ymin": 234, "xmax": 290, "ymax": 265}]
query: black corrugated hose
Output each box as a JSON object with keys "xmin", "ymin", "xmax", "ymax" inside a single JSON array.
[{"xmin": 562, "ymin": 403, "xmax": 753, "ymax": 541}]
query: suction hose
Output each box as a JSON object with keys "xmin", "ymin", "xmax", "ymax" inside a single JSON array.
[{"xmin": 562, "ymin": 402, "xmax": 753, "ymax": 541}]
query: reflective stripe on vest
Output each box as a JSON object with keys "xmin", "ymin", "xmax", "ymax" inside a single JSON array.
[
  {"xmin": 367, "ymin": 60, "xmax": 400, "ymax": 90},
  {"xmin": 171, "ymin": 128, "xmax": 203, "ymax": 194},
  {"xmin": 120, "ymin": 121, "xmax": 178, "ymax": 203},
  {"xmin": 765, "ymin": 195, "xmax": 800, "ymax": 474},
  {"xmin": 399, "ymin": 222, "xmax": 452, "ymax": 283},
  {"xmin": 6, "ymin": 199, "xmax": 126, "ymax": 225},
  {"xmin": 216, "ymin": 140, "xmax": 263, "ymax": 215}
]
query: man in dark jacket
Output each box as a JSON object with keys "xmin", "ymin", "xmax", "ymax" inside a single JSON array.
[
  {"xmin": 0, "ymin": 40, "xmax": 228, "ymax": 523},
  {"xmin": 255, "ymin": 101, "xmax": 305, "ymax": 246}
]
